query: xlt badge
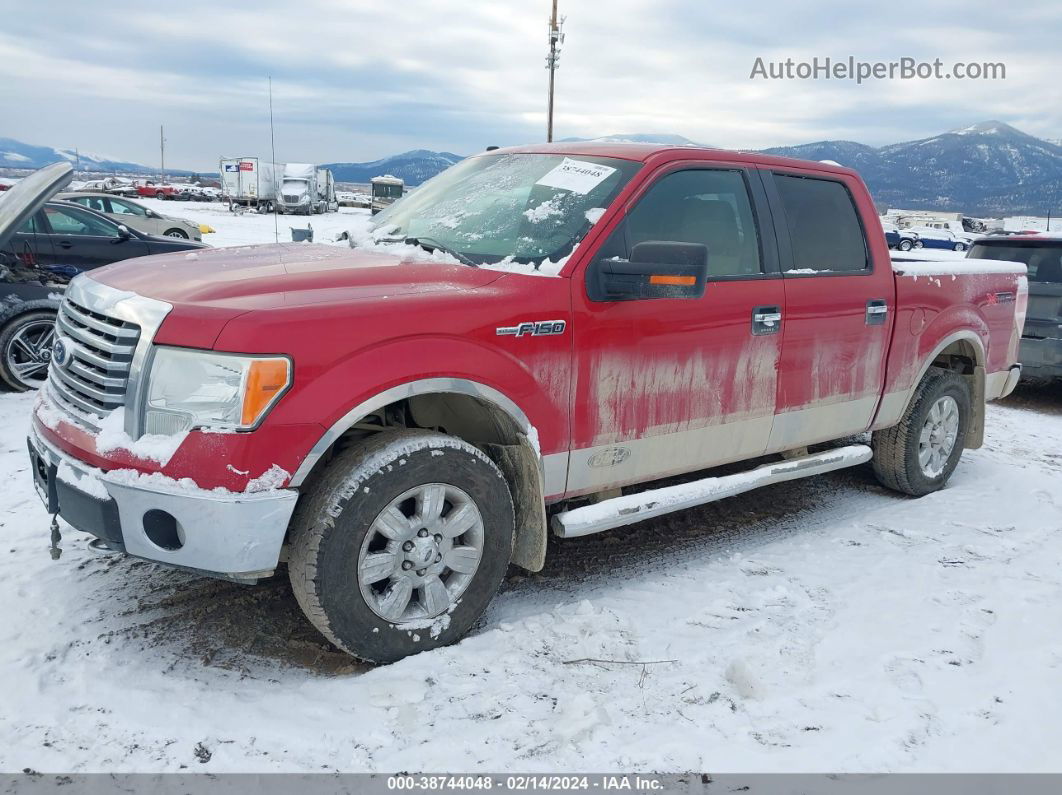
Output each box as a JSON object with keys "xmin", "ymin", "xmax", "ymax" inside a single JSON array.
[{"xmin": 496, "ymin": 320, "xmax": 566, "ymax": 337}]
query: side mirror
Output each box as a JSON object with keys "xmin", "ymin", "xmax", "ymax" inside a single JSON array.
[
  {"xmin": 114, "ymin": 224, "xmax": 133, "ymax": 242},
  {"xmin": 588, "ymin": 241, "xmax": 708, "ymax": 302}
]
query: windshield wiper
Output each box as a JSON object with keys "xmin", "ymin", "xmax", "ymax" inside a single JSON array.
[{"xmin": 403, "ymin": 236, "xmax": 478, "ymax": 268}]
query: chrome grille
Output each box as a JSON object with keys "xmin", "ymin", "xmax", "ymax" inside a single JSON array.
[
  {"xmin": 282, "ymin": 194, "xmax": 302, "ymax": 203},
  {"xmin": 48, "ymin": 297, "xmax": 141, "ymax": 423}
]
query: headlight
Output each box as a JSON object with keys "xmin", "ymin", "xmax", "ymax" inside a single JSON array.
[{"xmin": 144, "ymin": 347, "xmax": 291, "ymax": 435}]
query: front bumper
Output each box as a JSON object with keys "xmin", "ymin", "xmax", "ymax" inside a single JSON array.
[
  {"xmin": 28, "ymin": 425, "xmax": 298, "ymax": 581},
  {"xmin": 1020, "ymin": 336, "xmax": 1062, "ymax": 378}
]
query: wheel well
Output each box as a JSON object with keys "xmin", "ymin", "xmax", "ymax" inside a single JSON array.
[
  {"xmin": 931, "ymin": 339, "xmax": 980, "ymax": 374},
  {"xmin": 296, "ymin": 391, "xmax": 548, "ymax": 572},
  {"xmin": 928, "ymin": 338, "xmax": 986, "ymax": 449}
]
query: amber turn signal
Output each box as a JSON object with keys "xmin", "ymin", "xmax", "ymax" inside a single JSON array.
[
  {"xmin": 241, "ymin": 358, "xmax": 291, "ymax": 426},
  {"xmin": 649, "ymin": 274, "xmax": 697, "ymax": 286}
]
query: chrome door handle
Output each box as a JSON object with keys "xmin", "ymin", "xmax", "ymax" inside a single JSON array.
[
  {"xmin": 752, "ymin": 305, "xmax": 782, "ymax": 335},
  {"xmin": 866, "ymin": 299, "xmax": 887, "ymax": 325}
]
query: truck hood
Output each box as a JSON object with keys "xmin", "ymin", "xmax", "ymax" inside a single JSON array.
[
  {"xmin": 88, "ymin": 242, "xmax": 503, "ymax": 312},
  {"xmin": 0, "ymin": 162, "xmax": 73, "ymax": 252}
]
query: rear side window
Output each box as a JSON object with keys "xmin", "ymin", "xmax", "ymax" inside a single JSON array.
[
  {"xmin": 69, "ymin": 196, "xmax": 108, "ymax": 213},
  {"xmin": 44, "ymin": 205, "xmax": 119, "ymax": 237},
  {"xmin": 17, "ymin": 213, "xmax": 43, "ymax": 234},
  {"xmin": 773, "ymin": 174, "xmax": 869, "ymax": 273}
]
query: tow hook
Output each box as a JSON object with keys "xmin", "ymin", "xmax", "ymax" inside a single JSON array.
[{"xmin": 48, "ymin": 514, "xmax": 62, "ymax": 560}]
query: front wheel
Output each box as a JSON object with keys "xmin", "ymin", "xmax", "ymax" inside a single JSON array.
[
  {"xmin": 898, "ymin": 239, "xmax": 913, "ymax": 251},
  {"xmin": 871, "ymin": 369, "xmax": 971, "ymax": 496},
  {"xmin": 0, "ymin": 310, "xmax": 57, "ymax": 391},
  {"xmin": 163, "ymin": 228, "xmax": 188, "ymax": 239},
  {"xmin": 288, "ymin": 430, "xmax": 515, "ymax": 663}
]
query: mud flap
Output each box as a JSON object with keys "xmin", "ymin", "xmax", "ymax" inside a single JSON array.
[
  {"xmin": 966, "ymin": 365, "xmax": 986, "ymax": 449},
  {"xmin": 484, "ymin": 436, "xmax": 547, "ymax": 572}
]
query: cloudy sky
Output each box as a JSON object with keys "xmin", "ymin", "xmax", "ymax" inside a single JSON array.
[{"xmin": 1, "ymin": 0, "xmax": 1059, "ymax": 170}]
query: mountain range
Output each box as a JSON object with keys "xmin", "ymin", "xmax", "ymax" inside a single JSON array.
[
  {"xmin": 758, "ymin": 121, "xmax": 1062, "ymax": 216},
  {"xmin": 322, "ymin": 149, "xmax": 464, "ymax": 185},
  {"xmin": 0, "ymin": 137, "xmax": 193, "ymax": 176},
  {"xmin": 3, "ymin": 121, "xmax": 1060, "ymax": 215}
]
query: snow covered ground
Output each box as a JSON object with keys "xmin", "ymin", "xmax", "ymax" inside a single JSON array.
[
  {"xmin": 1, "ymin": 383, "xmax": 1060, "ymax": 773},
  {"xmin": 134, "ymin": 198, "xmax": 368, "ymax": 248}
]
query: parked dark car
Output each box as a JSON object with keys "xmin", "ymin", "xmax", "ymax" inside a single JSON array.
[
  {"xmin": 3, "ymin": 200, "xmax": 207, "ymax": 278},
  {"xmin": 0, "ymin": 254, "xmax": 64, "ymax": 391},
  {"xmin": 0, "ymin": 164, "xmax": 72, "ymax": 390},
  {"xmin": 969, "ymin": 235, "xmax": 1062, "ymax": 380},
  {"xmin": 884, "ymin": 228, "xmax": 918, "ymax": 251}
]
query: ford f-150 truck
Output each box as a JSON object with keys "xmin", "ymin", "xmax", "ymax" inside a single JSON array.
[{"xmin": 12, "ymin": 147, "xmax": 1027, "ymax": 663}]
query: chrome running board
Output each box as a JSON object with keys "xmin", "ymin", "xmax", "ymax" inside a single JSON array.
[{"xmin": 552, "ymin": 444, "xmax": 873, "ymax": 538}]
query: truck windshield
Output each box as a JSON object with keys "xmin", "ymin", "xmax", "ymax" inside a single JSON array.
[{"xmin": 368, "ymin": 153, "xmax": 641, "ymax": 270}]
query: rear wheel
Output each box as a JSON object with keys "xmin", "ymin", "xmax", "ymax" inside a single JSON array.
[
  {"xmin": 0, "ymin": 310, "xmax": 57, "ymax": 391},
  {"xmin": 288, "ymin": 430, "xmax": 515, "ymax": 663},
  {"xmin": 954, "ymin": 242, "xmax": 968, "ymax": 252},
  {"xmin": 872, "ymin": 369, "xmax": 971, "ymax": 496}
]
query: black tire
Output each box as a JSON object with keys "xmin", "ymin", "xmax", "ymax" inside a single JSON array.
[
  {"xmin": 898, "ymin": 239, "xmax": 913, "ymax": 251},
  {"xmin": 288, "ymin": 430, "xmax": 515, "ymax": 663},
  {"xmin": 163, "ymin": 228, "xmax": 188, "ymax": 239},
  {"xmin": 954, "ymin": 242, "xmax": 967, "ymax": 252},
  {"xmin": 914, "ymin": 239, "xmax": 924, "ymax": 248},
  {"xmin": 871, "ymin": 368, "xmax": 971, "ymax": 496},
  {"xmin": 0, "ymin": 310, "xmax": 57, "ymax": 391},
  {"xmin": 155, "ymin": 191, "xmax": 167, "ymax": 200}
]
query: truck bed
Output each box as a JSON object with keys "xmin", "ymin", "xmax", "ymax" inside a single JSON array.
[{"xmin": 879, "ymin": 254, "xmax": 1028, "ymax": 423}]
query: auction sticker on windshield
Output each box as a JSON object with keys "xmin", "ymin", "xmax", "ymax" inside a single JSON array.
[{"xmin": 535, "ymin": 158, "xmax": 617, "ymax": 194}]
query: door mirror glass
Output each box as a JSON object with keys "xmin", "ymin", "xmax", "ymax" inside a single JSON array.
[{"xmin": 589, "ymin": 241, "xmax": 708, "ymax": 301}]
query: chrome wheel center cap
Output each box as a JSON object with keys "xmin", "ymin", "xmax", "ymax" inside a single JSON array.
[{"xmin": 411, "ymin": 535, "xmax": 438, "ymax": 565}]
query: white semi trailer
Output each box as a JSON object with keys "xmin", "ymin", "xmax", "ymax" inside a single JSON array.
[
  {"xmin": 315, "ymin": 167, "xmax": 338, "ymax": 213},
  {"xmin": 219, "ymin": 157, "xmax": 281, "ymax": 213}
]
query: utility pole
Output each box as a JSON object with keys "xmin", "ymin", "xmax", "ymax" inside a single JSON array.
[
  {"xmin": 545, "ymin": 0, "xmax": 564, "ymax": 142},
  {"xmin": 159, "ymin": 125, "xmax": 166, "ymax": 180}
]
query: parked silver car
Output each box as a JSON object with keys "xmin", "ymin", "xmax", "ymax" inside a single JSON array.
[{"xmin": 56, "ymin": 192, "xmax": 203, "ymax": 240}]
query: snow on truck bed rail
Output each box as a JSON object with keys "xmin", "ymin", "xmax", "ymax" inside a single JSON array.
[{"xmin": 891, "ymin": 253, "xmax": 1027, "ymax": 277}]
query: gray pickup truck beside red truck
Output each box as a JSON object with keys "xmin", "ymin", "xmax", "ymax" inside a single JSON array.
[{"xmin": 8, "ymin": 146, "xmax": 1027, "ymax": 663}]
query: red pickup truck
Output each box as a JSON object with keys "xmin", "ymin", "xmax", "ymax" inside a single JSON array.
[
  {"xmin": 135, "ymin": 182, "xmax": 181, "ymax": 200},
  {"xmin": 20, "ymin": 147, "xmax": 1026, "ymax": 663}
]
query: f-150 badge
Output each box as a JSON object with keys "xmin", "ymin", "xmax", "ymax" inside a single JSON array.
[{"xmin": 496, "ymin": 320, "xmax": 566, "ymax": 337}]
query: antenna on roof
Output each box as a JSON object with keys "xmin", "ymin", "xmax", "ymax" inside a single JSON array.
[
  {"xmin": 545, "ymin": 0, "xmax": 565, "ymax": 142},
  {"xmin": 268, "ymin": 76, "xmax": 278, "ymax": 244}
]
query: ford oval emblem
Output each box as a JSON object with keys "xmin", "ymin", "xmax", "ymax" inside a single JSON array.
[
  {"xmin": 51, "ymin": 337, "xmax": 70, "ymax": 368},
  {"xmin": 587, "ymin": 447, "xmax": 631, "ymax": 468}
]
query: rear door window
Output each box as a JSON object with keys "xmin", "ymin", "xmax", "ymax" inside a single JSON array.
[
  {"xmin": 44, "ymin": 205, "xmax": 120, "ymax": 237},
  {"xmin": 773, "ymin": 174, "xmax": 869, "ymax": 273}
]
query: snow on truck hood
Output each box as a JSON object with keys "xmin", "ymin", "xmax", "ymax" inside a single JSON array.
[{"xmin": 87, "ymin": 242, "xmax": 502, "ymax": 310}]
